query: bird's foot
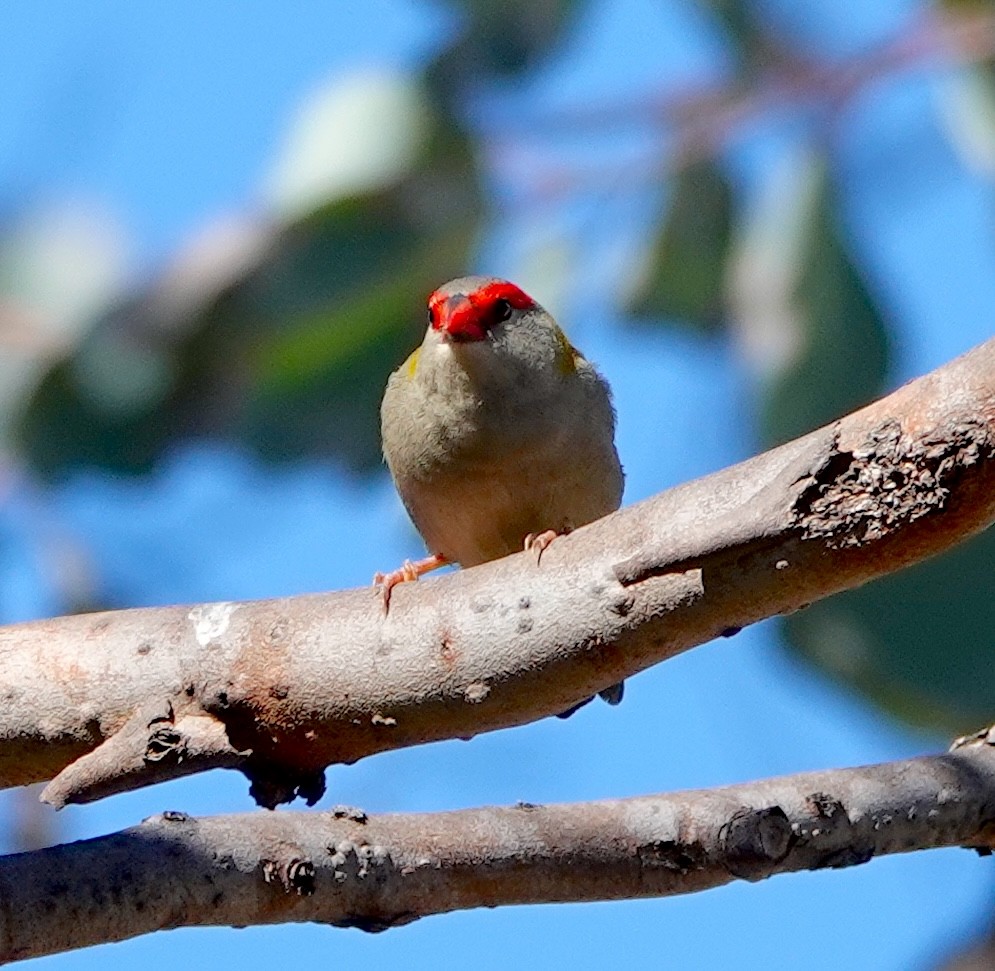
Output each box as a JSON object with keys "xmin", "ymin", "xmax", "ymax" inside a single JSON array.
[
  {"xmin": 373, "ymin": 553, "xmax": 449, "ymax": 612},
  {"xmin": 523, "ymin": 529, "xmax": 561, "ymax": 565}
]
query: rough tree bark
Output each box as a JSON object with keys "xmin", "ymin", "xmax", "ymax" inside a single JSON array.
[
  {"xmin": 0, "ymin": 337, "xmax": 993, "ymax": 960},
  {"xmin": 0, "ymin": 336, "xmax": 991, "ymax": 809},
  {"xmin": 1, "ymin": 730, "xmax": 994, "ymax": 962}
]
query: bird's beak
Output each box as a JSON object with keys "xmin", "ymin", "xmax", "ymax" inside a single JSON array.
[{"xmin": 435, "ymin": 295, "xmax": 487, "ymax": 343}]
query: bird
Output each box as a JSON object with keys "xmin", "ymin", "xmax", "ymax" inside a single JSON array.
[{"xmin": 377, "ymin": 276, "xmax": 625, "ymax": 713}]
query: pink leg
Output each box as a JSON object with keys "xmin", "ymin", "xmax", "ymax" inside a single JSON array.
[
  {"xmin": 523, "ymin": 529, "xmax": 561, "ymax": 565},
  {"xmin": 374, "ymin": 553, "xmax": 449, "ymax": 612}
]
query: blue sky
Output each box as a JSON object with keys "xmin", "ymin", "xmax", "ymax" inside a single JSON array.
[{"xmin": 0, "ymin": 1, "xmax": 992, "ymax": 968}]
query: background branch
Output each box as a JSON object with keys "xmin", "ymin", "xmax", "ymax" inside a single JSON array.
[
  {"xmin": 0, "ymin": 337, "xmax": 992, "ymax": 808},
  {"xmin": 3, "ymin": 731, "xmax": 994, "ymax": 963},
  {"xmin": 504, "ymin": 8, "xmax": 995, "ymax": 198}
]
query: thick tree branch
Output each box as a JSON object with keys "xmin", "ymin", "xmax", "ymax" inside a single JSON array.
[
  {"xmin": 0, "ymin": 338, "xmax": 993, "ymax": 807},
  {"xmin": 2, "ymin": 732, "xmax": 995, "ymax": 962}
]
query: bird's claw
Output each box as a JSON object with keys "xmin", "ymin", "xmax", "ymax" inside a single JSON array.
[
  {"xmin": 523, "ymin": 529, "xmax": 560, "ymax": 565},
  {"xmin": 373, "ymin": 561, "xmax": 417, "ymax": 613},
  {"xmin": 373, "ymin": 553, "xmax": 449, "ymax": 613}
]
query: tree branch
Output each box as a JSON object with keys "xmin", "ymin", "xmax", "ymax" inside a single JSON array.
[
  {"xmin": 0, "ymin": 337, "xmax": 993, "ymax": 808},
  {"xmin": 2, "ymin": 731, "xmax": 995, "ymax": 962}
]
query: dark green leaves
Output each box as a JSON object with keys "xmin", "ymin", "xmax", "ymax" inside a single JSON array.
[
  {"xmin": 626, "ymin": 160, "xmax": 733, "ymax": 331},
  {"xmin": 435, "ymin": 0, "xmax": 582, "ymax": 80},
  {"xmin": 739, "ymin": 157, "xmax": 892, "ymax": 446},
  {"xmin": 17, "ymin": 75, "xmax": 481, "ymax": 477},
  {"xmin": 786, "ymin": 528, "xmax": 995, "ymax": 733}
]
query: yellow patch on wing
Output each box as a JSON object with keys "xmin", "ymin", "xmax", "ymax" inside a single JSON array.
[
  {"xmin": 405, "ymin": 346, "xmax": 421, "ymax": 379},
  {"xmin": 553, "ymin": 325, "xmax": 582, "ymax": 375}
]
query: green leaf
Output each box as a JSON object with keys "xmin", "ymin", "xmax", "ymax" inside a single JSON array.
[
  {"xmin": 694, "ymin": 0, "xmax": 796, "ymax": 76},
  {"xmin": 626, "ymin": 160, "xmax": 733, "ymax": 331},
  {"xmin": 733, "ymin": 152, "xmax": 991, "ymax": 734},
  {"xmin": 935, "ymin": 60, "xmax": 995, "ymax": 177},
  {"xmin": 238, "ymin": 213, "xmax": 477, "ymax": 469},
  {"xmin": 785, "ymin": 527, "xmax": 995, "ymax": 733},
  {"xmin": 938, "ymin": 0, "xmax": 994, "ymax": 11},
  {"xmin": 265, "ymin": 70, "xmax": 431, "ymax": 219},
  {"xmin": 17, "ymin": 73, "xmax": 482, "ymax": 479},
  {"xmin": 762, "ymin": 198, "xmax": 890, "ymax": 445},
  {"xmin": 436, "ymin": 0, "xmax": 583, "ymax": 79},
  {"xmin": 728, "ymin": 150, "xmax": 891, "ymax": 445},
  {"xmin": 18, "ymin": 335, "xmax": 169, "ymax": 478},
  {"xmin": 0, "ymin": 205, "xmax": 127, "ymax": 448}
]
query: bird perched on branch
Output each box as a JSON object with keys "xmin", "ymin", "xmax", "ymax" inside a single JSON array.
[{"xmin": 377, "ymin": 276, "xmax": 625, "ymax": 712}]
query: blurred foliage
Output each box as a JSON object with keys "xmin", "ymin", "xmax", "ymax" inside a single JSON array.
[
  {"xmin": 753, "ymin": 164, "xmax": 891, "ymax": 448},
  {"xmin": 941, "ymin": 0, "xmax": 995, "ymax": 13},
  {"xmin": 626, "ymin": 160, "xmax": 733, "ymax": 330},
  {"xmin": 3, "ymin": 0, "xmax": 994, "ymax": 734},
  {"xmin": 633, "ymin": 151, "xmax": 890, "ymax": 441},
  {"xmin": 18, "ymin": 80, "xmax": 480, "ymax": 477},
  {"xmin": 695, "ymin": 0, "xmax": 791, "ymax": 73},
  {"xmin": 786, "ymin": 528, "xmax": 995, "ymax": 733},
  {"xmin": 431, "ymin": 0, "xmax": 582, "ymax": 80},
  {"xmin": 12, "ymin": 0, "xmax": 589, "ymax": 480},
  {"xmin": 0, "ymin": 205, "xmax": 127, "ymax": 449},
  {"xmin": 936, "ymin": 67, "xmax": 995, "ymax": 180}
]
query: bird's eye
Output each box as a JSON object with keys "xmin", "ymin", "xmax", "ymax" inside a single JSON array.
[
  {"xmin": 493, "ymin": 298, "xmax": 513, "ymax": 322},
  {"xmin": 427, "ymin": 306, "xmax": 434, "ymax": 326}
]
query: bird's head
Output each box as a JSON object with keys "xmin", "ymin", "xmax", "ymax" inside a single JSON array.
[
  {"xmin": 421, "ymin": 276, "xmax": 579, "ymax": 388},
  {"xmin": 428, "ymin": 277, "xmax": 535, "ymax": 343}
]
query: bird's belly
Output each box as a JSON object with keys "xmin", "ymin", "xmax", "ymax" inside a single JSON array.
[{"xmin": 396, "ymin": 435, "xmax": 621, "ymax": 568}]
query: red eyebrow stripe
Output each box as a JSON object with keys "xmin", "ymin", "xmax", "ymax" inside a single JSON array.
[
  {"xmin": 470, "ymin": 280, "xmax": 535, "ymax": 310},
  {"xmin": 428, "ymin": 280, "xmax": 536, "ymax": 338}
]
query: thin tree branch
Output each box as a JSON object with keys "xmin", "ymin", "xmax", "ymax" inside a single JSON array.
[
  {"xmin": 499, "ymin": 8, "xmax": 995, "ymax": 199},
  {"xmin": 2, "ymin": 731, "xmax": 994, "ymax": 963},
  {"xmin": 0, "ymin": 337, "xmax": 993, "ymax": 808}
]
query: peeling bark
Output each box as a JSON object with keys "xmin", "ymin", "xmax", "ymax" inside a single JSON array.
[
  {"xmin": 0, "ymin": 338, "xmax": 992, "ymax": 807},
  {"xmin": 2, "ymin": 732, "xmax": 994, "ymax": 962}
]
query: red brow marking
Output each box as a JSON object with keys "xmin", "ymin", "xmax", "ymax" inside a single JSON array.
[
  {"xmin": 471, "ymin": 280, "xmax": 535, "ymax": 311},
  {"xmin": 428, "ymin": 280, "xmax": 536, "ymax": 341}
]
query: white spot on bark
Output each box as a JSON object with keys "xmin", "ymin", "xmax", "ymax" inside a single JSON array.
[
  {"xmin": 464, "ymin": 682, "xmax": 490, "ymax": 703},
  {"xmin": 188, "ymin": 602, "xmax": 238, "ymax": 647}
]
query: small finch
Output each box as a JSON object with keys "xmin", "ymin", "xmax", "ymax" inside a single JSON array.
[{"xmin": 377, "ymin": 276, "xmax": 625, "ymax": 712}]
